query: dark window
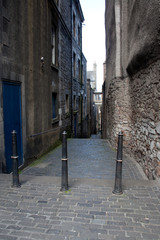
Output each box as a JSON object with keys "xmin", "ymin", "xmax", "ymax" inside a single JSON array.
[
  {"xmin": 52, "ymin": 93, "xmax": 57, "ymax": 119},
  {"xmin": 82, "ymin": 64, "xmax": 84, "ymax": 84},
  {"xmin": 73, "ymin": 13, "xmax": 76, "ymax": 37},
  {"xmin": 78, "ymin": 59, "xmax": 81, "ymax": 81},
  {"xmin": 74, "ymin": 95, "xmax": 76, "ymax": 110},
  {"xmin": 3, "ymin": 18, "xmax": 9, "ymax": 33},
  {"xmin": 73, "ymin": 52, "xmax": 76, "ymax": 78},
  {"xmin": 2, "ymin": 0, "xmax": 7, "ymax": 8},
  {"xmin": 65, "ymin": 94, "xmax": 69, "ymax": 113},
  {"xmin": 78, "ymin": 96, "xmax": 81, "ymax": 123},
  {"xmin": 2, "ymin": 45, "xmax": 9, "ymax": 56},
  {"xmin": 78, "ymin": 25, "xmax": 81, "ymax": 45}
]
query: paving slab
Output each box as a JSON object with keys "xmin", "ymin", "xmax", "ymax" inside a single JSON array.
[
  {"xmin": 0, "ymin": 137, "xmax": 160, "ymax": 240},
  {"xmin": 22, "ymin": 138, "xmax": 147, "ymax": 180}
]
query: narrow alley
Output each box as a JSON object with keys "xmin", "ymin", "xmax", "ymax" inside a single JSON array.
[
  {"xmin": 0, "ymin": 137, "xmax": 160, "ymax": 240},
  {"xmin": 21, "ymin": 137, "xmax": 145, "ymax": 181}
]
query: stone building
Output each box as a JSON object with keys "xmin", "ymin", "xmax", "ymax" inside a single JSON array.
[
  {"xmin": 0, "ymin": 0, "xmax": 87, "ymax": 173},
  {"xmin": 93, "ymin": 92, "xmax": 102, "ymax": 134},
  {"xmin": 86, "ymin": 78, "xmax": 94, "ymax": 137},
  {"xmin": 87, "ymin": 63, "xmax": 97, "ymax": 92},
  {"xmin": 71, "ymin": 0, "xmax": 87, "ymax": 138},
  {"xmin": 103, "ymin": 0, "xmax": 160, "ymax": 179}
]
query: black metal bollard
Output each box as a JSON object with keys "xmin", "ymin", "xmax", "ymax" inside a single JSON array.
[
  {"xmin": 11, "ymin": 130, "xmax": 21, "ymax": 188},
  {"xmin": 61, "ymin": 131, "xmax": 68, "ymax": 191},
  {"xmin": 113, "ymin": 131, "xmax": 123, "ymax": 195}
]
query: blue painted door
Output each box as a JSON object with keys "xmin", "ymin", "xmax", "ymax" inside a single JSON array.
[{"xmin": 2, "ymin": 81, "xmax": 23, "ymax": 173}]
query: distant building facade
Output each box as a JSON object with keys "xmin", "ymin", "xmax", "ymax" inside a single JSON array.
[
  {"xmin": 87, "ymin": 63, "xmax": 97, "ymax": 91},
  {"xmin": 103, "ymin": 0, "xmax": 160, "ymax": 179},
  {"xmin": 0, "ymin": 0, "xmax": 87, "ymax": 173},
  {"xmin": 71, "ymin": 0, "xmax": 87, "ymax": 138},
  {"xmin": 93, "ymin": 92, "xmax": 102, "ymax": 134}
]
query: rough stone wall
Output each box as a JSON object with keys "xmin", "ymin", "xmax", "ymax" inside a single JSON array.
[
  {"xmin": 126, "ymin": 0, "xmax": 160, "ymax": 179},
  {"xmin": 105, "ymin": 0, "xmax": 116, "ymax": 93},
  {"xmin": 59, "ymin": 21, "xmax": 72, "ymax": 135},
  {"xmin": 105, "ymin": 77, "xmax": 132, "ymax": 148},
  {"xmin": 59, "ymin": 0, "xmax": 72, "ymax": 135},
  {"xmin": 128, "ymin": 60, "xmax": 160, "ymax": 179},
  {"xmin": 127, "ymin": 0, "xmax": 160, "ymax": 76},
  {"xmin": 60, "ymin": 0, "xmax": 72, "ymax": 31},
  {"xmin": 104, "ymin": 0, "xmax": 131, "ymax": 144},
  {"xmin": 104, "ymin": 0, "xmax": 160, "ymax": 179}
]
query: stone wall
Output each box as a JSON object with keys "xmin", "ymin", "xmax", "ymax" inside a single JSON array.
[
  {"xmin": 104, "ymin": 0, "xmax": 160, "ymax": 179},
  {"xmin": 0, "ymin": 0, "xmax": 87, "ymax": 172},
  {"xmin": 105, "ymin": 77, "xmax": 132, "ymax": 149},
  {"xmin": 128, "ymin": 60, "xmax": 160, "ymax": 179},
  {"xmin": 0, "ymin": 1, "xmax": 4, "ymax": 172},
  {"xmin": 58, "ymin": 17, "xmax": 72, "ymax": 135},
  {"xmin": 0, "ymin": 0, "xmax": 73, "ymax": 170}
]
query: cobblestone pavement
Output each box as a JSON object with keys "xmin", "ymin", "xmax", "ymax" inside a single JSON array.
[
  {"xmin": 0, "ymin": 137, "xmax": 160, "ymax": 240},
  {"xmin": 22, "ymin": 138, "xmax": 146, "ymax": 180}
]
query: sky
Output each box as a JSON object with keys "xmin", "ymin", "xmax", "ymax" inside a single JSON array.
[{"xmin": 80, "ymin": 0, "xmax": 105, "ymax": 91}]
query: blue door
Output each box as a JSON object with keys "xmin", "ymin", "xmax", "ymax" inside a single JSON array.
[{"xmin": 2, "ymin": 81, "xmax": 23, "ymax": 173}]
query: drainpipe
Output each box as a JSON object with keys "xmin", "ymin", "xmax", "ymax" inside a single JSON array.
[
  {"xmin": 70, "ymin": 0, "xmax": 73, "ymax": 137},
  {"xmin": 80, "ymin": 22, "xmax": 83, "ymax": 138}
]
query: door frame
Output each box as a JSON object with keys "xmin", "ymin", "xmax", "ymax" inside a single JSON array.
[{"xmin": 2, "ymin": 75, "xmax": 26, "ymax": 172}]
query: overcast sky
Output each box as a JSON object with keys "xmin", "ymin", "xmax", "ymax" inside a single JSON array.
[{"xmin": 80, "ymin": 0, "xmax": 105, "ymax": 91}]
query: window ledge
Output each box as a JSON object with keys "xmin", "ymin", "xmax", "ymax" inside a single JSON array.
[
  {"xmin": 52, "ymin": 117, "xmax": 59, "ymax": 125},
  {"xmin": 51, "ymin": 64, "xmax": 59, "ymax": 71}
]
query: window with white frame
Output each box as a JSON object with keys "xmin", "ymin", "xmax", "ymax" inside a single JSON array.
[{"xmin": 51, "ymin": 24, "xmax": 57, "ymax": 65}]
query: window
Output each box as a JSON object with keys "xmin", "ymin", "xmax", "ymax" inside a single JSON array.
[
  {"xmin": 78, "ymin": 25, "xmax": 81, "ymax": 45},
  {"xmin": 82, "ymin": 64, "xmax": 84, "ymax": 84},
  {"xmin": 65, "ymin": 94, "xmax": 69, "ymax": 113},
  {"xmin": 3, "ymin": 17, "xmax": 9, "ymax": 33},
  {"xmin": 84, "ymin": 97, "xmax": 87, "ymax": 117},
  {"xmin": 52, "ymin": 93, "xmax": 57, "ymax": 119},
  {"xmin": 78, "ymin": 96, "xmax": 81, "ymax": 123},
  {"xmin": 73, "ymin": 12, "xmax": 76, "ymax": 37},
  {"xmin": 74, "ymin": 95, "xmax": 76, "ymax": 110},
  {"xmin": 51, "ymin": 24, "xmax": 57, "ymax": 65},
  {"xmin": 73, "ymin": 52, "xmax": 76, "ymax": 78},
  {"xmin": 2, "ymin": 0, "xmax": 7, "ymax": 8},
  {"xmin": 78, "ymin": 59, "xmax": 81, "ymax": 81}
]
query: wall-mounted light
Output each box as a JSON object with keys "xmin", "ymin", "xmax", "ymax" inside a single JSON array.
[{"xmin": 41, "ymin": 57, "xmax": 44, "ymax": 70}]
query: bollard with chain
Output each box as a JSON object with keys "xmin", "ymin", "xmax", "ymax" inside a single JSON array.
[
  {"xmin": 113, "ymin": 131, "xmax": 123, "ymax": 195},
  {"xmin": 61, "ymin": 131, "xmax": 68, "ymax": 191},
  {"xmin": 11, "ymin": 130, "xmax": 21, "ymax": 188}
]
